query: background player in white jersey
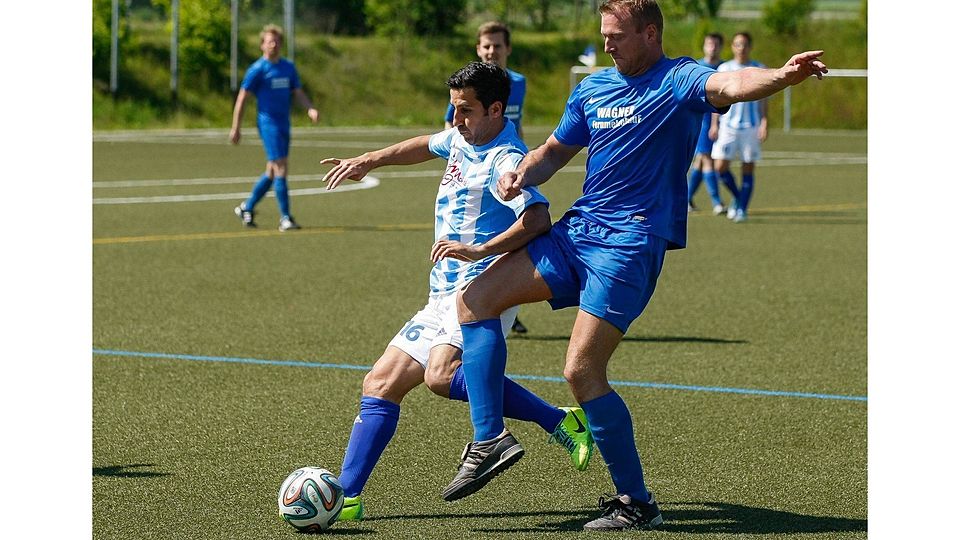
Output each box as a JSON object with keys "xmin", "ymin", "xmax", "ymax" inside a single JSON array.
[
  {"xmin": 710, "ymin": 32, "xmax": 767, "ymax": 223},
  {"xmin": 443, "ymin": 22, "xmax": 533, "ymax": 335},
  {"xmin": 319, "ymin": 62, "xmax": 594, "ymax": 521}
]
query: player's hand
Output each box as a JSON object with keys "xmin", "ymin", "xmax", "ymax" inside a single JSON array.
[
  {"xmin": 321, "ymin": 157, "xmax": 371, "ymax": 190},
  {"xmin": 430, "ymin": 239, "xmax": 486, "ymax": 263},
  {"xmin": 307, "ymin": 108, "xmax": 319, "ymax": 123},
  {"xmin": 708, "ymin": 125, "xmax": 718, "ymax": 141},
  {"xmin": 229, "ymin": 128, "xmax": 241, "ymax": 145},
  {"xmin": 758, "ymin": 122, "xmax": 768, "ymax": 143},
  {"xmin": 498, "ymin": 171, "xmax": 525, "ymax": 201},
  {"xmin": 781, "ymin": 50, "xmax": 828, "ymax": 85}
]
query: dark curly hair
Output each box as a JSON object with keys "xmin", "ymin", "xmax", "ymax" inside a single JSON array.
[{"xmin": 446, "ymin": 61, "xmax": 511, "ymax": 112}]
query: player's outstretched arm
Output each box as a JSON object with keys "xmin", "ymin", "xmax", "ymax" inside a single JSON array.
[
  {"xmin": 321, "ymin": 135, "xmax": 435, "ymax": 190},
  {"xmin": 498, "ymin": 135, "xmax": 581, "ymax": 201},
  {"xmin": 430, "ymin": 203, "xmax": 551, "ymax": 263},
  {"xmin": 706, "ymin": 50, "xmax": 828, "ymax": 109}
]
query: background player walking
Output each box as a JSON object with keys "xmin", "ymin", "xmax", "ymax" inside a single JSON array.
[{"xmin": 230, "ymin": 24, "xmax": 318, "ymax": 231}]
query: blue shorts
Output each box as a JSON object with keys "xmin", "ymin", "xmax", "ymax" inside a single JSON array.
[
  {"xmin": 258, "ymin": 123, "xmax": 290, "ymax": 162},
  {"xmin": 526, "ymin": 213, "xmax": 668, "ymax": 333},
  {"xmin": 695, "ymin": 123, "xmax": 714, "ymax": 155}
]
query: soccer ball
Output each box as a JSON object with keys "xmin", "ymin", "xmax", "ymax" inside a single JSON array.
[{"xmin": 277, "ymin": 467, "xmax": 344, "ymax": 532}]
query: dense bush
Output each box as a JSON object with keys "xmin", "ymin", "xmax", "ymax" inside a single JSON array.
[{"xmin": 762, "ymin": 0, "xmax": 815, "ymax": 36}]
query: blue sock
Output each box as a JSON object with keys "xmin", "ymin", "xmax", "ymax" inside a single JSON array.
[
  {"xmin": 687, "ymin": 169, "xmax": 703, "ymax": 204},
  {"xmin": 449, "ymin": 365, "xmax": 565, "ymax": 434},
  {"xmin": 244, "ymin": 174, "xmax": 272, "ymax": 210},
  {"xmin": 738, "ymin": 173, "xmax": 754, "ymax": 212},
  {"xmin": 580, "ymin": 391, "xmax": 650, "ymax": 502},
  {"xmin": 719, "ymin": 171, "xmax": 740, "ymax": 204},
  {"xmin": 460, "ymin": 319, "xmax": 508, "ymax": 441},
  {"xmin": 274, "ymin": 177, "xmax": 290, "ymax": 218},
  {"xmin": 704, "ymin": 171, "xmax": 722, "ymax": 207},
  {"xmin": 338, "ymin": 396, "xmax": 400, "ymax": 498}
]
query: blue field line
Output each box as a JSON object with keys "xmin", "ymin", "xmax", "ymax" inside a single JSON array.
[{"xmin": 92, "ymin": 349, "xmax": 866, "ymax": 403}]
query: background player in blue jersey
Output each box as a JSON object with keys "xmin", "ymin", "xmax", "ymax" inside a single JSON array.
[
  {"xmin": 686, "ymin": 32, "xmax": 727, "ymax": 215},
  {"xmin": 440, "ymin": 0, "xmax": 827, "ymax": 530},
  {"xmin": 444, "ymin": 21, "xmax": 531, "ymax": 334},
  {"xmin": 711, "ymin": 32, "xmax": 767, "ymax": 223},
  {"xmin": 445, "ymin": 22, "xmax": 527, "ymax": 141},
  {"xmin": 319, "ymin": 62, "xmax": 594, "ymax": 521},
  {"xmin": 230, "ymin": 24, "xmax": 318, "ymax": 231}
]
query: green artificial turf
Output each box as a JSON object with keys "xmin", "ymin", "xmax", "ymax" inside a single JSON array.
[{"xmin": 93, "ymin": 126, "xmax": 866, "ymax": 539}]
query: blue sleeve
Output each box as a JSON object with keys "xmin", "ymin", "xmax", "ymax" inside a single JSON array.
[
  {"xmin": 513, "ymin": 75, "xmax": 526, "ymax": 123},
  {"xmin": 553, "ymin": 83, "xmax": 590, "ymax": 148},
  {"xmin": 240, "ymin": 61, "xmax": 261, "ymax": 91},
  {"xmin": 428, "ymin": 128, "xmax": 457, "ymax": 159},
  {"xmin": 672, "ymin": 58, "xmax": 724, "ymax": 114},
  {"xmin": 444, "ymin": 103, "xmax": 454, "ymax": 123}
]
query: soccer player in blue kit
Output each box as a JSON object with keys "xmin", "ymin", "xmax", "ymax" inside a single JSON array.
[
  {"xmin": 686, "ymin": 32, "xmax": 727, "ymax": 215},
  {"xmin": 441, "ymin": 0, "xmax": 827, "ymax": 530},
  {"xmin": 319, "ymin": 62, "xmax": 594, "ymax": 521},
  {"xmin": 230, "ymin": 24, "xmax": 318, "ymax": 231},
  {"xmin": 444, "ymin": 22, "xmax": 527, "ymax": 141}
]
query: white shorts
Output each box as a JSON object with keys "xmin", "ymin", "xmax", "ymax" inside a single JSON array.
[
  {"xmin": 387, "ymin": 293, "xmax": 519, "ymax": 369},
  {"xmin": 711, "ymin": 125, "xmax": 762, "ymax": 163}
]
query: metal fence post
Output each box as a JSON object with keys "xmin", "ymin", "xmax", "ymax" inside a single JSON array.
[
  {"xmin": 170, "ymin": 0, "xmax": 179, "ymax": 97},
  {"xmin": 110, "ymin": 0, "xmax": 119, "ymax": 93},
  {"xmin": 284, "ymin": 0, "xmax": 294, "ymax": 62}
]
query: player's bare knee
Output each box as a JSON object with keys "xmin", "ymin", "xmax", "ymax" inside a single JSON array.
[
  {"xmin": 423, "ymin": 370, "xmax": 452, "ymax": 398},
  {"xmin": 361, "ymin": 369, "xmax": 391, "ymax": 399}
]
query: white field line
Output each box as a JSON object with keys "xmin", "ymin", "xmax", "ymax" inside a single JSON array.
[{"xmin": 94, "ymin": 176, "xmax": 380, "ymax": 205}]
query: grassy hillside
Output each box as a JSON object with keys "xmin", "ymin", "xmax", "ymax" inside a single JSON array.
[{"xmin": 93, "ymin": 16, "xmax": 866, "ymax": 130}]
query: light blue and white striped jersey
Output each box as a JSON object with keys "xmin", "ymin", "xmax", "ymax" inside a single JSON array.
[
  {"xmin": 716, "ymin": 59, "xmax": 766, "ymax": 129},
  {"xmin": 427, "ymin": 121, "xmax": 548, "ymax": 297}
]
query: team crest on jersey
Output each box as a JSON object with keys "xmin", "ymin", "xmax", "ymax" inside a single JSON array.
[{"xmin": 441, "ymin": 149, "xmax": 465, "ymax": 187}]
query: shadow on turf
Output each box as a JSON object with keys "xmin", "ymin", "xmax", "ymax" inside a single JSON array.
[
  {"xmin": 511, "ymin": 334, "xmax": 747, "ymax": 345},
  {"xmin": 369, "ymin": 501, "xmax": 865, "ymax": 535},
  {"xmin": 93, "ymin": 463, "xmax": 170, "ymax": 478},
  {"xmin": 658, "ymin": 501, "xmax": 867, "ymax": 535}
]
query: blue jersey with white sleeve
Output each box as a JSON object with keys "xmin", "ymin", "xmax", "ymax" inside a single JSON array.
[
  {"xmin": 716, "ymin": 59, "xmax": 765, "ymax": 128},
  {"xmin": 553, "ymin": 56, "xmax": 724, "ymax": 249},
  {"xmin": 240, "ymin": 57, "xmax": 302, "ymax": 129},
  {"xmin": 427, "ymin": 121, "xmax": 547, "ymax": 297},
  {"xmin": 445, "ymin": 69, "xmax": 527, "ymax": 131}
]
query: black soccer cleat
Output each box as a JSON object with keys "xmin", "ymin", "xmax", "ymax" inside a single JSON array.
[
  {"xmin": 234, "ymin": 204, "xmax": 256, "ymax": 227},
  {"xmin": 441, "ymin": 429, "xmax": 524, "ymax": 502},
  {"xmin": 510, "ymin": 317, "xmax": 528, "ymax": 334},
  {"xmin": 583, "ymin": 493, "xmax": 663, "ymax": 531}
]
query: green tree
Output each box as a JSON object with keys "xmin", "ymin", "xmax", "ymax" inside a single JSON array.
[
  {"xmin": 762, "ymin": 0, "xmax": 815, "ymax": 36},
  {"xmin": 152, "ymin": 0, "xmax": 232, "ymax": 89},
  {"xmin": 660, "ymin": 0, "xmax": 725, "ymax": 19},
  {"xmin": 364, "ymin": 0, "xmax": 467, "ymax": 36}
]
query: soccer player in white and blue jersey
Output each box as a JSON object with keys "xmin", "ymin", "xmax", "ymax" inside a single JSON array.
[
  {"xmin": 229, "ymin": 24, "xmax": 318, "ymax": 231},
  {"xmin": 319, "ymin": 62, "xmax": 594, "ymax": 521},
  {"xmin": 711, "ymin": 32, "xmax": 767, "ymax": 223},
  {"xmin": 443, "ymin": 0, "xmax": 827, "ymax": 530},
  {"xmin": 443, "ymin": 21, "xmax": 531, "ymax": 334}
]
